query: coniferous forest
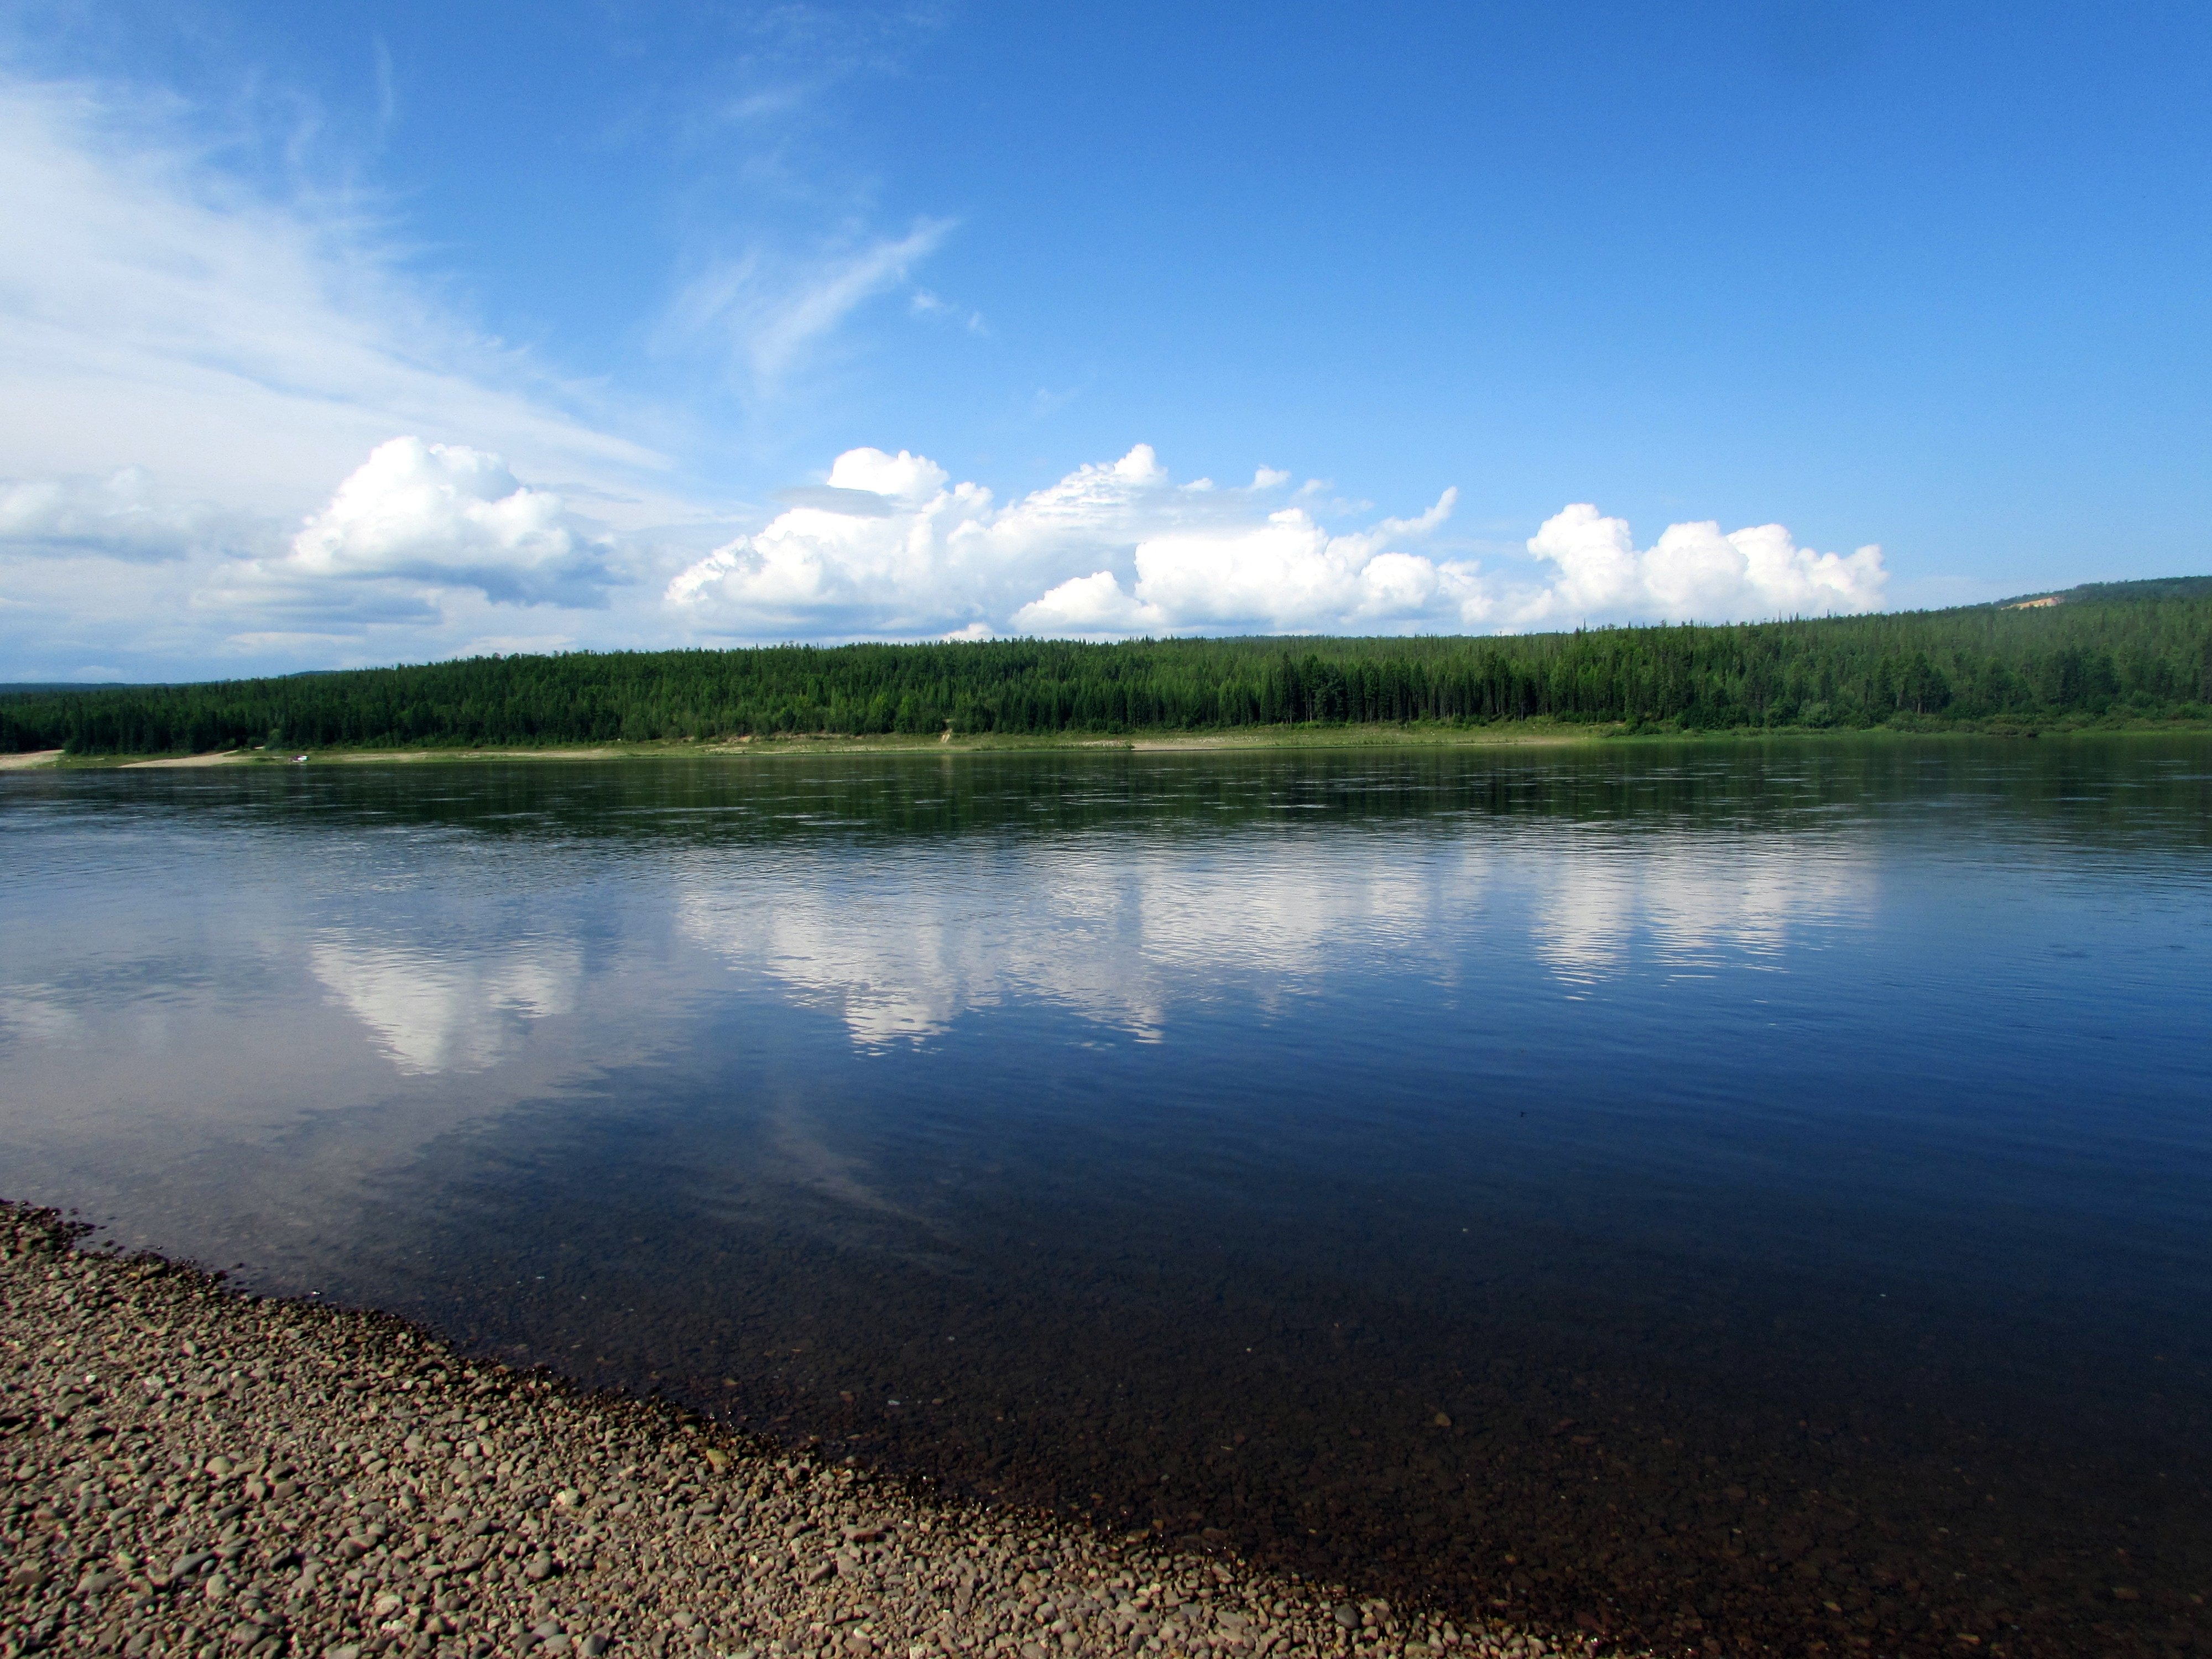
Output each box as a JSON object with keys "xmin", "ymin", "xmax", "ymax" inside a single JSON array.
[{"xmin": 4, "ymin": 580, "xmax": 2209, "ymax": 755}]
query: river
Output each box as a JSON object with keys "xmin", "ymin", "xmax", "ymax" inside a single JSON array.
[{"xmin": 3, "ymin": 738, "xmax": 2208, "ymax": 1656}]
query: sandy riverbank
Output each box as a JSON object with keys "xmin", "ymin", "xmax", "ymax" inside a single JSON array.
[
  {"xmin": 0, "ymin": 1206, "xmax": 1599, "ymax": 1659},
  {"xmin": 20, "ymin": 718, "xmax": 2210, "ymax": 771},
  {"xmin": 36, "ymin": 727, "xmax": 1613, "ymax": 769}
]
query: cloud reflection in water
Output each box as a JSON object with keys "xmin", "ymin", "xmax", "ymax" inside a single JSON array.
[
  {"xmin": 310, "ymin": 935, "xmax": 583, "ymax": 1075},
  {"xmin": 677, "ymin": 828, "xmax": 1868, "ymax": 1047}
]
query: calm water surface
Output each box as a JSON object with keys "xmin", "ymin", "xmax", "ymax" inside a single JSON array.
[{"xmin": 3, "ymin": 739, "xmax": 2209, "ymax": 1657}]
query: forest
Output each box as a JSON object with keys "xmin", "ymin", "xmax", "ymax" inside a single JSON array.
[{"xmin": 4, "ymin": 580, "xmax": 2209, "ymax": 755}]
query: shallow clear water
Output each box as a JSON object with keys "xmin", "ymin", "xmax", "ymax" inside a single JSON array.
[{"xmin": 3, "ymin": 739, "xmax": 2209, "ymax": 1656}]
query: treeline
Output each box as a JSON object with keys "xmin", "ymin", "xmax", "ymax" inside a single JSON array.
[{"xmin": 4, "ymin": 590, "xmax": 2210, "ymax": 755}]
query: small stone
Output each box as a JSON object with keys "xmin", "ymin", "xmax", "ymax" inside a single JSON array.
[
  {"xmin": 525, "ymin": 1550, "xmax": 557, "ymax": 1582},
  {"xmin": 703, "ymin": 1449, "xmax": 731, "ymax": 1473},
  {"xmin": 671, "ymin": 1611, "xmax": 697, "ymax": 1630},
  {"xmin": 205, "ymin": 1455, "xmax": 236, "ymax": 1478},
  {"xmin": 372, "ymin": 1591, "xmax": 404, "ymax": 1617},
  {"xmin": 582, "ymin": 1636, "xmax": 612, "ymax": 1657},
  {"xmin": 1333, "ymin": 1604, "xmax": 1362, "ymax": 1630},
  {"xmin": 1432, "ymin": 1412, "xmax": 1452, "ymax": 1428},
  {"xmin": 555, "ymin": 1487, "xmax": 583, "ymax": 1509}
]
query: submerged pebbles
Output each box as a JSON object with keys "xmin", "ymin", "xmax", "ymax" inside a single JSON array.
[{"xmin": 0, "ymin": 1206, "xmax": 1600, "ymax": 1659}]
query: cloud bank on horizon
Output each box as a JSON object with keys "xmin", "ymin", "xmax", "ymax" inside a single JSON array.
[
  {"xmin": 3, "ymin": 424, "xmax": 1888, "ymax": 674},
  {"xmin": 666, "ymin": 444, "xmax": 1885, "ymax": 640}
]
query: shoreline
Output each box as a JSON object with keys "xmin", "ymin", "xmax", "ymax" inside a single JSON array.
[
  {"xmin": 6, "ymin": 718, "xmax": 2209, "ymax": 770},
  {"xmin": 0, "ymin": 1203, "xmax": 1602, "ymax": 1659}
]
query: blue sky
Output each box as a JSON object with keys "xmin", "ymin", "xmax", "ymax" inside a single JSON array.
[{"xmin": 2, "ymin": 2, "xmax": 2206, "ymax": 678}]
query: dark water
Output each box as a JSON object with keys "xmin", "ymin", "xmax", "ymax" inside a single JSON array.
[{"xmin": 3, "ymin": 740, "xmax": 2209, "ymax": 1656}]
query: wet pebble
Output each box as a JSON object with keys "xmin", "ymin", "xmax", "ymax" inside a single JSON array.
[{"xmin": 0, "ymin": 1202, "xmax": 1603, "ymax": 1659}]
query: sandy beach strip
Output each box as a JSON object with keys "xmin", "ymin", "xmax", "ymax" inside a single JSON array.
[
  {"xmin": 0, "ymin": 752, "xmax": 63, "ymax": 771},
  {"xmin": 0, "ymin": 1204, "xmax": 1600, "ymax": 1659}
]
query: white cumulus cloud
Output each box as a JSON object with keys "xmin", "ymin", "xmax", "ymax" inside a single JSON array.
[
  {"xmin": 669, "ymin": 444, "xmax": 1885, "ymax": 639},
  {"xmin": 1513, "ymin": 504, "xmax": 1886, "ymax": 627},
  {"xmin": 278, "ymin": 437, "xmax": 617, "ymax": 606},
  {"xmin": 1033, "ymin": 488, "xmax": 1465, "ymax": 635},
  {"xmin": 666, "ymin": 443, "xmax": 1180, "ymax": 636}
]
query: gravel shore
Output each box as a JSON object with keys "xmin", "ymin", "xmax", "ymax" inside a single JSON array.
[{"xmin": 0, "ymin": 1205, "xmax": 1603, "ymax": 1659}]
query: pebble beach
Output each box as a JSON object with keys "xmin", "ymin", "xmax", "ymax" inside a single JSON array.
[{"xmin": 0, "ymin": 1204, "xmax": 1599, "ymax": 1659}]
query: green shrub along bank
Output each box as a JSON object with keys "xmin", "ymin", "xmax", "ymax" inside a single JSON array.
[{"xmin": 4, "ymin": 583, "xmax": 2210, "ymax": 755}]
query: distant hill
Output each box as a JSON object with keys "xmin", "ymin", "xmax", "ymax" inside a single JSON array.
[{"xmin": 1993, "ymin": 575, "xmax": 2212, "ymax": 609}]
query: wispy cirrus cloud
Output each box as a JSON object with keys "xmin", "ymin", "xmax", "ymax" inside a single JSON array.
[
  {"xmin": 910, "ymin": 288, "xmax": 986, "ymax": 335},
  {"xmin": 666, "ymin": 218, "xmax": 956, "ymax": 392},
  {"xmin": 0, "ymin": 74, "xmax": 703, "ymax": 676},
  {"xmin": 0, "ymin": 80, "xmax": 669, "ymax": 526}
]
